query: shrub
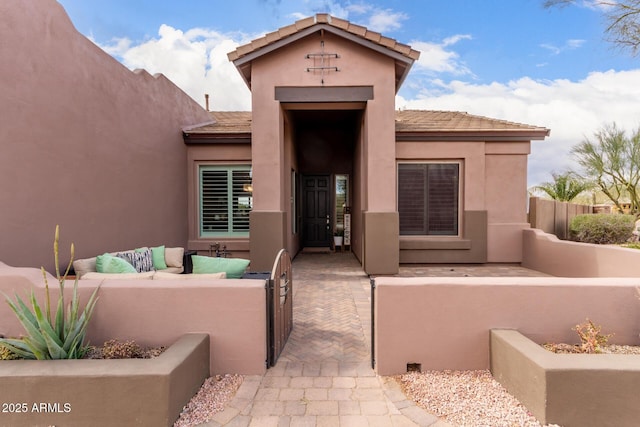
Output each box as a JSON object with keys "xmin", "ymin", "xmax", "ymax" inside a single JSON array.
[
  {"xmin": 569, "ymin": 213, "xmax": 635, "ymax": 244},
  {"xmin": 0, "ymin": 226, "xmax": 100, "ymax": 359},
  {"xmin": 573, "ymin": 319, "xmax": 612, "ymax": 354}
]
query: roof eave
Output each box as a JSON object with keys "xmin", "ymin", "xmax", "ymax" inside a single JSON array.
[
  {"xmin": 396, "ymin": 129, "xmax": 550, "ymax": 142},
  {"xmin": 183, "ymin": 132, "xmax": 252, "ymax": 145},
  {"xmin": 230, "ymin": 23, "xmax": 417, "ymax": 91}
]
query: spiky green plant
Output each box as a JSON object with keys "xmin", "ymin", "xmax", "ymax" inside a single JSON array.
[
  {"xmin": 533, "ymin": 171, "xmax": 591, "ymax": 202},
  {"xmin": 0, "ymin": 226, "xmax": 100, "ymax": 359}
]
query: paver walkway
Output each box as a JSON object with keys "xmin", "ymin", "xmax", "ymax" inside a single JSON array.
[
  {"xmin": 202, "ymin": 252, "xmax": 448, "ymax": 426},
  {"xmin": 202, "ymin": 253, "xmax": 545, "ymax": 426}
]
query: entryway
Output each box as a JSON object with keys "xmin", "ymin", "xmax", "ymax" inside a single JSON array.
[{"xmin": 288, "ymin": 108, "xmax": 359, "ymax": 255}]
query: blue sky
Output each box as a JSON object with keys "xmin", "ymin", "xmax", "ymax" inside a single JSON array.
[{"xmin": 57, "ymin": 0, "xmax": 640, "ymax": 187}]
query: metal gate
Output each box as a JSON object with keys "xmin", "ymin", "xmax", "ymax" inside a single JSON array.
[{"xmin": 267, "ymin": 249, "xmax": 293, "ymax": 367}]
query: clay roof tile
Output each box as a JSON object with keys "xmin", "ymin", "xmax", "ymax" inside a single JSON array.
[{"xmin": 186, "ymin": 110, "xmax": 549, "ymax": 138}]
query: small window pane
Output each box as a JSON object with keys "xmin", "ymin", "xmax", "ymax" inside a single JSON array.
[
  {"xmin": 398, "ymin": 165, "xmax": 427, "ymax": 234},
  {"xmin": 427, "ymin": 164, "xmax": 458, "ymax": 235},
  {"xmin": 335, "ymin": 175, "xmax": 348, "ymax": 231},
  {"xmin": 201, "ymin": 170, "xmax": 229, "ymax": 233}
]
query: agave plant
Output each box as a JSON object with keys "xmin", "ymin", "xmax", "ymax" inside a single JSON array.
[{"xmin": 0, "ymin": 226, "xmax": 100, "ymax": 359}]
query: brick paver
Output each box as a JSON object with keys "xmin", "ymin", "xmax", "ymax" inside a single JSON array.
[{"xmin": 203, "ymin": 253, "xmax": 543, "ymax": 426}]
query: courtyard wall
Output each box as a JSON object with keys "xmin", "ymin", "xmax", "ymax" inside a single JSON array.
[
  {"xmin": 0, "ymin": 262, "xmax": 267, "ymax": 375},
  {"xmin": 374, "ymin": 275, "xmax": 639, "ymax": 375},
  {"xmin": 522, "ymin": 228, "xmax": 640, "ymax": 277}
]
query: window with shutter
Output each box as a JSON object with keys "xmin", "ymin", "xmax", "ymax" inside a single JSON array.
[
  {"xmin": 398, "ymin": 163, "xmax": 459, "ymax": 236},
  {"xmin": 200, "ymin": 165, "xmax": 252, "ymax": 237}
]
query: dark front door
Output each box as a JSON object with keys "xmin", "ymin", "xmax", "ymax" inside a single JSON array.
[{"xmin": 302, "ymin": 174, "xmax": 331, "ymax": 247}]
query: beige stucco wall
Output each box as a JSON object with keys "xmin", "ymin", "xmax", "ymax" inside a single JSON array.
[
  {"xmin": 374, "ymin": 275, "xmax": 640, "ymax": 375},
  {"xmin": 396, "ymin": 140, "xmax": 531, "ymax": 263},
  {"xmin": 0, "ymin": 262, "xmax": 267, "ymax": 374},
  {"xmin": 523, "ymin": 228, "xmax": 640, "ymax": 277},
  {"xmin": 0, "ymin": 0, "xmax": 211, "ymax": 273},
  {"xmin": 485, "ymin": 152, "xmax": 530, "ymax": 262}
]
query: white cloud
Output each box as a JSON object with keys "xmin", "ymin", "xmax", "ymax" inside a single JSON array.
[
  {"xmin": 301, "ymin": 0, "xmax": 350, "ymax": 19},
  {"xmin": 411, "ymin": 35, "xmax": 473, "ymax": 75},
  {"xmin": 345, "ymin": 4, "xmax": 371, "ymax": 15},
  {"xmin": 367, "ymin": 10, "xmax": 408, "ymax": 32},
  {"xmin": 97, "ymin": 24, "xmax": 252, "ymax": 111},
  {"xmin": 397, "ymin": 69, "xmax": 640, "ymax": 186},
  {"xmin": 289, "ymin": 12, "xmax": 308, "ymax": 20},
  {"xmin": 98, "ymin": 36, "xmax": 132, "ymax": 56},
  {"xmin": 567, "ymin": 39, "xmax": 586, "ymax": 49},
  {"xmin": 540, "ymin": 38, "xmax": 586, "ymax": 55},
  {"xmin": 582, "ymin": 0, "xmax": 615, "ymax": 11}
]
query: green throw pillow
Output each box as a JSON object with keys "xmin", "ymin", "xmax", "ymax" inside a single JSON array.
[
  {"xmin": 96, "ymin": 253, "xmax": 137, "ymax": 274},
  {"xmin": 151, "ymin": 245, "xmax": 168, "ymax": 270},
  {"xmin": 192, "ymin": 255, "xmax": 250, "ymax": 279}
]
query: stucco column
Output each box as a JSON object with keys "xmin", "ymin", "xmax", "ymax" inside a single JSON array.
[
  {"xmin": 249, "ymin": 81, "xmax": 286, "ymax": 270},
  {"xmin": 361, "ymin": 88, "xmax": 399, "ymax": 274}
]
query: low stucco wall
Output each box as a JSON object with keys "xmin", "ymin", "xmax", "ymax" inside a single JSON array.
[
  {"xmin": 373, "ymin": 276, "xmax": 640, "ymax": 375},
  {"xmin": 491, "ymin": 329, "xmax": 640, "ymax": 427},
  {"xmin": 0, "ymin": 333, "xmax": 209, "ymax": 427},
  {"xmin": 523, "ymin": 228, "xmax": 640, "ymax": 277},
  {"xmin": 0, "ymin": 263, "xmax": 267, "ymax": 375}
]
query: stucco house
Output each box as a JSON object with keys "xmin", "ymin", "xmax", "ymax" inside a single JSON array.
[
  {"xmin": 182, "ymin": 14, "xmax": 549, "ymax": 274},
  {"xmin": 1, "ymin": 3, "xmax": 548, "ymax": 275}
]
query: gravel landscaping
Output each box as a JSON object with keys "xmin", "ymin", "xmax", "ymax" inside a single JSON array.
[
  {"xmin": 174, "ymin": 374, "xmax": 243, "ymax": 427},
  {"xmin": 394, "ymin": 370, "xmax": 560, "ymax": 427},
  {"xmin": 543, "ymin": 343, "xmax": 640, "ymax": 354}
]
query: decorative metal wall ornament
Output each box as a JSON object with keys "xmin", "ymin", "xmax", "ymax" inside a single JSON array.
[{"xmin": 305, "ymin": 40, "xmax": 339, "ymax": 85}]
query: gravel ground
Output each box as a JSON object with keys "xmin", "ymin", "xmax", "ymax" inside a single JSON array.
[
  {"xmin": 544, "ymin": 343, "xmax": 640, "ymax": 354},
  {"xmin": 170, "ymin": 344, "xmax": 640, "ymax": 426},
  {"xmin": 394, "ymin": 370, "xmax": 559, "ymax": 427},
  {"xmin": 174, "ymin": 374, "xmax": 243, "ymax": 427}
]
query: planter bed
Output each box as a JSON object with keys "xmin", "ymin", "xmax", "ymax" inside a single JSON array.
[
  {"xmin": 0, "ymin": 333, "xmax": 209, "ymax": 427},
  {"xmin": 490, "ymin": 329, "xmax": 640, "ymax": 427}
]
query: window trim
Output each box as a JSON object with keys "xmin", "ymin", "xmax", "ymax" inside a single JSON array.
[
  {"xmin": 199, "ymin": 164, "xmax": 252, "ymax": 238},
  {"xmin": 397, "ymin": 161, "xmax": 463, "ymax": 238}
]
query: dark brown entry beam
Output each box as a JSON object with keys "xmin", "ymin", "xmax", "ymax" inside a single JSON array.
[{"xmin": 275, "ymin": 86, "xmax": 373, "ymax": 103}]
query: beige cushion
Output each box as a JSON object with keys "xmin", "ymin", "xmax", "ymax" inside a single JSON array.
[
  {"xmin": 164, "ymin": 247, "xmax": 184, "ymax": 268},
  {"xmin": 81, "ymin": 271, "xmax": 155, "ymax": 280},
  {"xmin": 160, "ymin": 266, "xmax": 184, "ymax": 274},
  {"xmin": 73, "ymin": 257, "xmax": 97, "ymax": 278},
  {"xmin": 153, "ymin": 271, "xmax": 226, "ymax": 280}
]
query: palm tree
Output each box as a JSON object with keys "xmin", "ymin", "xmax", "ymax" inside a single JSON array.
[{"xmin": 533, "ymin": 172, "xmax": 591, "ymax": 202}]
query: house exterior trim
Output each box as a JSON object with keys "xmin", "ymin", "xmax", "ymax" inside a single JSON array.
[
  {"xmin": 275, "ymin": 86, "xmax": 374, "ymax": 103},
  {"xmin": 396, "ymin": 131, "xmax": 549, "ymax": 142},
  {"xmin": 183, "ymin": 134, "xmax": 251, "ymax": 144}
]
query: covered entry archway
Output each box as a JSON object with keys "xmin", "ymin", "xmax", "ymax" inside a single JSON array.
[
  {"xmin": 286, "ymin": 108, "xmax": 361, "ymax": 250},
  {"xmin": 223, "ymin": 13, "xmax": 419, "ymax": 274}
]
